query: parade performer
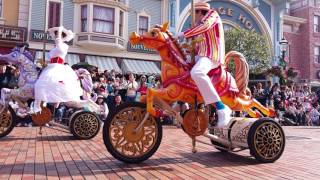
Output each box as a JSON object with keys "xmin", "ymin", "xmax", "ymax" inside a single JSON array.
[
  {"xmin": 176, "ymin": 2, "xmax": 231, "ymax": 127},
  {"xmin": 32, "ymin": 26, "xmax": 83, "ymax": 113}
]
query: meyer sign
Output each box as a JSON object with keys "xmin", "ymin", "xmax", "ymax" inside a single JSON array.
[{"xmin": 127, "ymin": 42, "xmax": 156, "ymax": 54}]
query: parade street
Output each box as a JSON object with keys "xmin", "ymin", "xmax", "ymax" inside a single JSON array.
[{"xmin": 0, "ymin": 125, "xmax": 319, "ymax": 180}]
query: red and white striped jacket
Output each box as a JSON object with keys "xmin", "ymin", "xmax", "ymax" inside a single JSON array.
[{"xmin": 183, "ymin": 9, "xmax": 225, "ymax": 64}]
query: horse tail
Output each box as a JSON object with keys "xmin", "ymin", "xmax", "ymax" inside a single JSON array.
[
  {"xmin": 225, "ymin": 51, "xmax": 250, "ymax": 98},
  {"xmin": 75, "ymin": 68, "xmax": 97, "ymax": 102}
]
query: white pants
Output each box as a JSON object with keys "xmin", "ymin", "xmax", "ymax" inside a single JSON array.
[{"xmin": 191, "ymin": 56, "xmax": 221, "ymax": 105}]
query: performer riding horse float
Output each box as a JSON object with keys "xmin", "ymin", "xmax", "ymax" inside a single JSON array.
[
  {"xmin": 102, "ymin": 22, "xmax": 284, "ymax": 164},
  {"xmin": 130, "ymin": 23, "xmax": 275, "ymax": 120},
  {"xmin": 0, "ymin": 44, "xmax": 105, "ymax": 139}
]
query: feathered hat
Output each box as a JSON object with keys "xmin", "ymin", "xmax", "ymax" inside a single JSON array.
[{"xmin": 48, "ymin": 26, "xmax": 74, "ymax": 42}]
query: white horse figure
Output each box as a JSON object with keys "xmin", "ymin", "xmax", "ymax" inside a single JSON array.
[{"xmin": 0, "ymin": 45, "xmax": 107, "ymax": 118}]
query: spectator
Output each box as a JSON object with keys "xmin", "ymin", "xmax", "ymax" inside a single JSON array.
[
  {"xmin": 309, "ymin": 103, "xmax": 320, "ymax": 126},
  {"xmin": 54, "ymin": 104, "xmax": 67, "ymax": 123},
  {"xmin": 137, "ymin": 80, "xmax": 148, "ymax": 96},
  {"xmin": 109, "ymin": 94, "xmax": 123, "ymax": 113},
  {"xmin": 8, "ymin": 68, "xmax": 19, "ymax": 89},
  {"xmin": 106, "ymin": 77, "xmax": 114, "ymax": 96},
  {"xmin": 125, "ymin": 73, "xmax": 138, "ymax": 102},
  {"xmin": 255, "ymin": 83, "xmax": 267, "ymax": 106},
  {"xmin": 147, "ymin": 76, "xmax": 156, "ymax": 88},
  {"xmin": 96, "ymin": 95, "xmax": 109, "ymax": 121}
]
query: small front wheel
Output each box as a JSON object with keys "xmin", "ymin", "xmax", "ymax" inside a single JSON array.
[
  {"xmin": 69, "ymin": 111, "xmax": 101, "ymax": 140},
  {"xmin": 103, "ymin": 102, "xmax": 162, "ymax": 163}
]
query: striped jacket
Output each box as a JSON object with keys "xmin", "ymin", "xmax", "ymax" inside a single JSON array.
[{"xmin": 183, "ymin": 9, "xmax": 225, "ymax": 64}]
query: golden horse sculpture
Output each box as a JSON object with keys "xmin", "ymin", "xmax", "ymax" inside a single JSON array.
[{"xmin": 130, "ymin": 23, "xmax": 275, "ymax": 122}]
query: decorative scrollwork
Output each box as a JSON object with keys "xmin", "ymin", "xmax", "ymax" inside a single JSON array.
[
  {"xmin": 232, "ymin": 124, "xmax": 251, "ymax": 143},
  {"xmin": 74, "ymin": 113, "xmax": 99, "ymax": 138},
  {"xmin": 254, "ymin": 122, "xmax": 284, "ymax": 160},
  {"xmin": 0, "ymin": 109, "xmax": 12, "ymax": 134},
  {"xmin": 109, "ymin": 106, "xmax": 158, "ymax": 158}
]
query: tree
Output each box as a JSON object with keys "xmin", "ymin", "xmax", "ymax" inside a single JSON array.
[{"xmin": 224, "ymin": 28, "xmax": 271, "ymax": 74}]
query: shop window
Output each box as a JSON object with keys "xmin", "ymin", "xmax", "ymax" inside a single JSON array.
[
  {"xmin": 119, "ymin": 11, "xmax": 124, "ymax": 36},
  {"xmin": 81, "ymin": 5, "xmax": 87, "ymax": 32},
  {"xmin": 93, "ymin": 5, "xmax": 114, "ymax": 34},
  {"xmin": 314, "ymin": 15, "xmax": 320, "ymax": 33},
  {"xmin": 48, "ymin": 1, "xmax": 61, "ymax": 28},
  {"xmin": 315, "ymin": 46, "xmax": 320, "ymax": 63},
  {"xmin": 139, "ymin": 16, "xmax": 149, "ymax": 34}
]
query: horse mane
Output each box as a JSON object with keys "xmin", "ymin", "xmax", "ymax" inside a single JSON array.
[
  {"xmin": 164, "ymin": 30, "xmax": 187, "ymax": 61},
  {"xmin": 11, "ymin": 47, "xmax": 34, "ymax": 62},
  {"xmin": 153, "ymin": 25, "xmax": 190, "ymax": 70}
]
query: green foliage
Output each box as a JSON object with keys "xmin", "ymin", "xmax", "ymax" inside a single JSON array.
[{"xmin": 224, "ymin": 28, "xmax": 271, "ymax": 74}]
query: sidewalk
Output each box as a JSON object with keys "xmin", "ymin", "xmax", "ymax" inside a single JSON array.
[{"xmin": 1, "ymin": 126, "xmax": 320, "ymax": 179}]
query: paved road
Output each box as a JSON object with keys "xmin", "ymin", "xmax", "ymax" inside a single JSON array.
[{"xmin": 0, "ymin": 125, "xmax": 320, "ymax": 180}]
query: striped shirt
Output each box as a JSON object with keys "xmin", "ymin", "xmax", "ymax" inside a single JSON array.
[{"xmin": 183, "ymin": 10, "xmax": 225, "ymax": 64}]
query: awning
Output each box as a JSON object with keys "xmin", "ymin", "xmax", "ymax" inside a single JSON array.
[
  {"xmin": 121, "ymin": 59, "xmax": 160, "ymax": 75},
  {"xmin": 35, "ymin": 51, "xmax": 80, "ymax": 66},
  {"xmin": 65, "ymin": 54, "xmax": 80, "ymax": 66},
  {"xmin": 85, "ymin": 55, "xmax": 121, "ymax": 72}
]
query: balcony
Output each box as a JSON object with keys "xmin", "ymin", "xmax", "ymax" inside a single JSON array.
[{"xmin": 76, "ymin": 32, "xmax": 126, "ymax": 51}]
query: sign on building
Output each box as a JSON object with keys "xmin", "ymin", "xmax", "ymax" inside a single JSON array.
[
  {"xmin": 127, "ymin": 42, "xmax": 157, "ymax": 54},
  {"xmin": 30, "ymin": 29, "xmax": 54, "ymax": 43},
  {"xmin": 0, "ymin": 25, "xmax": 27, "ymax": 43}
]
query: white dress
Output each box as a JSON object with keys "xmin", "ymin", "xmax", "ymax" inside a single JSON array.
[{"xmin": 34, "ymin": 39, "xmax": 83, "ymax": 102}]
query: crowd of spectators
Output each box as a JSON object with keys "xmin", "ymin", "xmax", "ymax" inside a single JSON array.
[
  {"xmin": 251, "ymin": 82, "xmax": 320, "ymax": 126},
  {"xmin": 1, "ymin": 62, "xmax": 320, "ymax": 127}
]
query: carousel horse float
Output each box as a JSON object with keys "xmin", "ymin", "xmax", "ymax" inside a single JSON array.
[
  {"xmin": 103, "ymin": 23, "xmax": 285, "ymax": 163},
  {"xmin": 0, "ymin": 46, "xmax": 102, "ymax": 140}
]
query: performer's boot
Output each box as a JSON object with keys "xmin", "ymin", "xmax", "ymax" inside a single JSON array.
[
  {"xmin": 214, "ymin": 101, "xmax": 232, "ymax": 128},
  {"xmin": 29, "ymin": 100, "xmax": 42, "ymax": 114}
]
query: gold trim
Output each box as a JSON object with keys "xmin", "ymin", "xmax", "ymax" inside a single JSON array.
[
  {"xmin": 109, "ymin": 106, "xmax": 158, "ymax": 158},
  {"xmin": 253, "ymin": 122, "xmax": 284, "ymax": 160},
  {"xmin": 73, "ymin": 113, "xmax": 99, "ymax": 138},
  {"xmin": 0, "ymin": 109, "xmax": 12, "ymax": 135}
]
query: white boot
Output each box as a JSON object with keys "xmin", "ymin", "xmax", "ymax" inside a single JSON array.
[{"xmin": 216, "ymin": 105, "xmax": 232, "ymax": 128}]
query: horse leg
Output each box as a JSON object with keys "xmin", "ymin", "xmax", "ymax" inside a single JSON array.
[
  {"xmin": 233, "ymin": 98, "xmax": 262, "ymax": 118},
  {"xmin": 243, "ymin": 106, "xmax": 261, "ymax": 118},
  {"xmin": 0, "ymin": 88, "xmax": 11, "ymax": 105},
  {"xmin": 249, "ymin": 99, "xmax": 275, "ymax": 117},
  {"xmin": 146, "ymin": 88, "xmax": 174, "ymax": 117}
]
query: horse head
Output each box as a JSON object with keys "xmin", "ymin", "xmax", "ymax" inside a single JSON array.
[
  {"xmin": 130, "ymin": 22, "xmax": 190, "ymax": 72},
  {"xmin": 0, "ymin": 45, "xmax": 34, "ymax": 66},
  {"xmin": 130, "ymin": 22, "xmax": 172, "ymax": 51}
]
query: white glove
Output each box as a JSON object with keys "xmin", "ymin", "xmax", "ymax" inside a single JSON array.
[{"xmin": 174, "ymin": 32, "xmax": 185, "ymax": 39}]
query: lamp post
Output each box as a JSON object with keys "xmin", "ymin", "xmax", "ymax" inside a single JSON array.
[{"xmin": 279, "ymin": 37, "xmax": 288, "ymax": 70}]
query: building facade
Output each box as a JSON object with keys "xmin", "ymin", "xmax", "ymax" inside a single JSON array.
[
  {"xmin": 284, "ymin": 0, "xmax": 320, "ymax": 83},
  {"xmin": 0, "ymin": 0, "xmax": 29, "ymax": 54},
  {"xmin": 27, "ymin": 0, "xmax": 162, "ymax": 75},
  {"xmin": 163, "ymin": 0, "xmax": 289, "ymax": 81}
]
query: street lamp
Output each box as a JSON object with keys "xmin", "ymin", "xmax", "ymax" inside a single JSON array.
[{"xmin": 279, "ymin": 37, "xmax": 288, "ymax": 69}]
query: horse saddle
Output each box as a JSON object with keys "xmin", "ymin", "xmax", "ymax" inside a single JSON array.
[
  {"xmin": 163, "ymin": 66, "xmax": 239, "ymax": 96},
  {"xmin": 208, "ymin": 66, "xmax": 239, "ymax": 96}
]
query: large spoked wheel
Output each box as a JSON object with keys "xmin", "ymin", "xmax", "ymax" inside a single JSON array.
[
  {"xmin": 69, "ymin": 111, "xmax": 101, "ymax": 140},
  {"xmin": 248, "ymin": 118, "xmax": 285, "ymax": 163},
  {"xmin": 0, "ymin": 107, "xmax": 15, "ymax": 138},
  {"xmin": 103, "ymin": 102, "xmax": 162, "ymax": 163}
]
